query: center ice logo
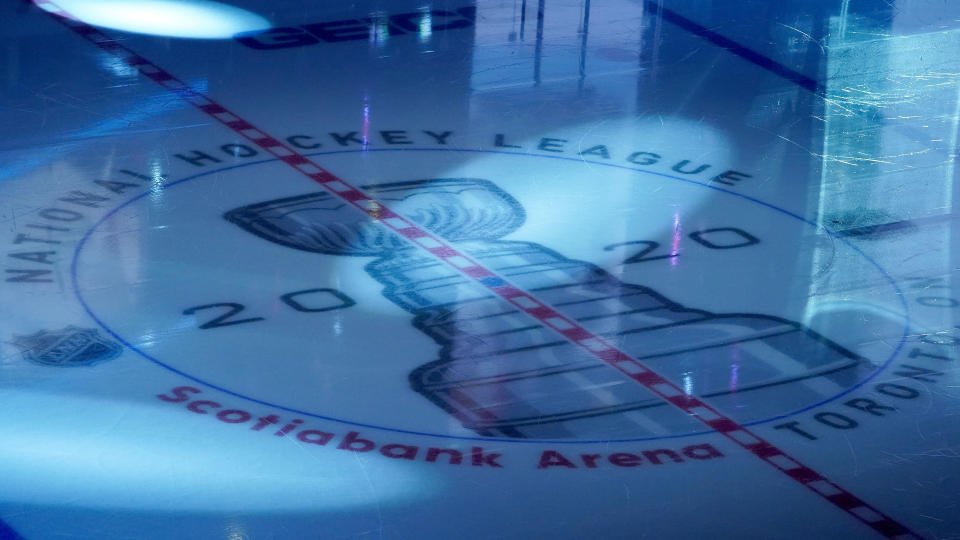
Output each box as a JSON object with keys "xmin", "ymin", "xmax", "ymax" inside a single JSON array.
[{"xmin": 225, "ymin": 179, "xmax": 871, "ymax": 439}]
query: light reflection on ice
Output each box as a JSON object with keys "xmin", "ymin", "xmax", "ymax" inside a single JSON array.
[
  {"xmin": 0, "ymin": 389, "xmax": 434, "ymax": 512},
  {"xmin": 35, "ymin": 0, "xmax": 271, "ymax": 40}
]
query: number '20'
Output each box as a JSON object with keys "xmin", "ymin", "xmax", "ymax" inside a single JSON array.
[
  {"xmin": 183, "ymin": 288, "xmax": 355, "ymax": 330},
  {"xmin": 604, "ymin": 227, "xmax": 759, "ymax": 264}
]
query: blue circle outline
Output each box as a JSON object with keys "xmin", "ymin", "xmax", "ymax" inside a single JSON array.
[{"xmin": 71, "ymin": 147, "xmax": 911, "ymax": 444}]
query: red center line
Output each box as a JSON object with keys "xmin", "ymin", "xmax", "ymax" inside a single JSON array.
[{"xmin": 35, "ymin": 3, "xmax": 921, "ymax": 539}]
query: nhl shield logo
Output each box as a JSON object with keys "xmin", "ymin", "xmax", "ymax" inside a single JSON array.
[{"xmin": 11, "ymin": 326, "xmax": 122, "ymax": 367}]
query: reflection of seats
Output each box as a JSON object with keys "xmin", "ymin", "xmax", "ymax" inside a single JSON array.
[{"xmin": 226, "ymin": 179, "xmax": 870, "ymax": 439}]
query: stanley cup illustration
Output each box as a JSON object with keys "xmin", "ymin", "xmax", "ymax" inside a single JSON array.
[{"xmin": 225, "ymin": 179, "xmax": 871, "ymax": 439}]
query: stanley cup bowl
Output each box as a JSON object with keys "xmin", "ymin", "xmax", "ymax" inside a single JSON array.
[{"xmin": 223, "ymin": 178, "xmax": 527, "ymax": 256}]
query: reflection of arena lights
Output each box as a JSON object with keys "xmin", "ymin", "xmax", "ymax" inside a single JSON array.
[
  {"xmin": 458, "ymin": 117, "xmax": 734, "ymax": 269},
  {"xmin": 0, "ymin": 390, "xmax": 431, "ymax": 512},
  {"xmin": 34, "ymin": 0, "xmax": 270, "ymax": 39}
]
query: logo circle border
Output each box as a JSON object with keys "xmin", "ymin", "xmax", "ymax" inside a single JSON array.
[{"xmin": 70, "ymin": 147, "xmax": 911, "ymax": 444}]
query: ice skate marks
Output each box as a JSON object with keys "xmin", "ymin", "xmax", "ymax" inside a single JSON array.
[
  {"xmin": 226, "ymin": 178, "xmax": 871, "ymax": 439},
  {"xmin": 39, "ymin": 5, "xmax": 920, "ymax": 534}
]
